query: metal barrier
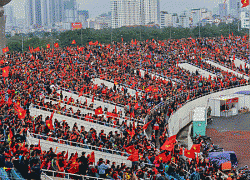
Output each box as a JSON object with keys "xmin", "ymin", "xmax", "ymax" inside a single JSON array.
[
  {"xmin": 42, "ymin": 97, "xmax": 144, "ymax": 125},
  {"xmin": 41, "ymin": 169, "xmax": 106, "ymax": 180},
  {"xmin": 28, "ymin": 132, "xmax": 129, "ymax": 157},
  {"xmin": 26, "ymin": 131, "xmax": 132, "ymax": 167},
  {"xmin": 30, "ymin": 105, "xmax": 121, "ymax": 134}
]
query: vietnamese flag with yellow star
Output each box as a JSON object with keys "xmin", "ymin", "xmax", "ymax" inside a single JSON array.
[
  {"xmin": 241, "ymin": 0, "xmax": 249, "ymax": 7},
  {"xmin": 72, "ymin": 40, "xmax": 76, "ymax": 44},
  {"xmin": 155, "ymin": 153, "xmax": 168, "ymax": 163},
  {"xmin": 46, "ymin": 44, "xmax": 50, "ymax": 49},
  {"xmin": 95, "ymin": 107, "xmax": 103, "ymax": 115},
  {"xmin": 184, "ymin": 148, "xmax": 195, "ymax": 159},
  {"xmin": 14, "ymin": 102, "xmax": 26, "ymax": 119},
  {"xmin": 160, "ymin": 139, "xmax": 174, "ymax": 151},
  {"xmin": 125, "ymin": 145, "xmax": 135, "ymax": 154},
  {"xmin": 2, "ymin": 66, "xmax": 9, "ymax": 77},
  {"xmin": 2, "ymin": 47, "xmax": 9, "ymax": 54},
  {"xmin": 191, "ymin": 144, "xmax": 201, "ymax": 153},
  {"xmin": 88, "ymin": 151, "xmax": 95, "ymax": 163}
]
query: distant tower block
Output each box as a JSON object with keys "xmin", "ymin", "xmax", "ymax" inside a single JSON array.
[{"xmin": 0, "ymin": 0, "xmax": 12, "ymax": 55}]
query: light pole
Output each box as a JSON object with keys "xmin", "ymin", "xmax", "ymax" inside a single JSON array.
[
  {"xmin": 22, "ymin": 35, "xmax": 23, "ymax": 52},
  {"xmin": 81, "ymin": 28, "xmax": 82, "ymax": 45},
  {"xmin": 170, "ymin": 27, "xmax": 171, "ymax": 39},
  {"xmin": 199, "ymin": 21, "xmax": 201, "ymax": 37}
]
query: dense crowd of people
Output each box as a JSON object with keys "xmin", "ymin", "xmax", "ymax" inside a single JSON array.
[{"xmin": 0, "ymin": 35, "xmax": 249, "ymax": 179}]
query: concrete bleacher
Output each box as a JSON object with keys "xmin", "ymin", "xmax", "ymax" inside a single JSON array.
[
  {"xmin": 139, "ymin": 69, "xmax": 175, "ymax": 85},
  {"xmin": 178, "ymin": 63, "xmax": 216, "ymax": 79},
  {"xmin": 92, "ymin": 78, "xmax": 138, "ymax": 96},
  {"xmin": 206, "ymin": 60, "xmax": 249, "ymax": 80},
  {"xmin": 30, "ymin": 106, "xmax": 120, "ymax": 134},
  {"xmin": 234, "ymin": 58, "xmax": 250, "ymax": 69},
  {"xmin": 43, "ymin": 98, "xmax": 142, "ymax": 126},
  {"xmin": 26, "ymin": 132, "xmax": 132, "ymax": 167},
  {"xmin": 57, "ymin": 90, "xmax": 125, "ymax": 114}
]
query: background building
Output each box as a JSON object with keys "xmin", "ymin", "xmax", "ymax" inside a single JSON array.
[
  {"xmin": 160, "ymin": 11, "xmax": 172, "ymax": 28},
  {"xmin": 241, "ymin": 11, "xmax": 249, "ymax": 29},
  {"xmin": 229, "ymin": 0, "xmax": 240, "ymax": 19},
  {"xmin": 218, "ymin": 3, "xmax": 227, "ymax": 19}
]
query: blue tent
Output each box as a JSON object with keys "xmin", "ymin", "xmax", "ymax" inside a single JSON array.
[{"xmin": 208, "ymin": 151, "xmax": 238, "ymax": 167}]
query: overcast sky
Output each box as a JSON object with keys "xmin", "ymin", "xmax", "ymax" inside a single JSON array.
[{"xmin": 8, "ymin": 0, "xmax": 225, "ymax": 19}]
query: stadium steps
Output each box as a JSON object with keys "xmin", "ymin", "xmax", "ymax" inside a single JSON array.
[
  {"xmin": 206, "ymin": 60, "xmax": 249, "ymax": 80},
  {"xmin": 92, "ymin": 78, "xmax": 139, "ymax": 96},
  {"xmin": 234, "ymin": 58, "xmax": 250, "ymax": 69},
  {"xmin": 57, "ymin": 90, "xmax": 125, "ymax": 113},
  {"xmin": 30, "ymin": 106, "xmax": 120, "ymax": 134},
  {"xmin": 178, "ymin": 63, "xmax": 216, "ymax": 79},
  {"xmin": 43, "ymin": 98, "xmax": 142, "ymax": 126},
  {"xmin": 26, "ymin": 131, "xmax": 132, "ymax": 167}
]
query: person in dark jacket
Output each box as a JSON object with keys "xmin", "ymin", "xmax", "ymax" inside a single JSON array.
[{"xmin": 0, "ymin": 150, "xmax": 5, "ymax": 167}]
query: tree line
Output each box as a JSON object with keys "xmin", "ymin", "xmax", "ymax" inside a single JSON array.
[{"xmin": 6, "ymin": 20, "xmax": 248, "ymax": 53}]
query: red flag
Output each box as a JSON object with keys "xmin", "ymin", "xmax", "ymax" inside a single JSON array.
[
  {"xmin": 46, "ymin": 111, "xmax": 54, "ymax": 130},
  {"xmin": 125, "ymin": 145, "xmax": 135, "ymax": 154},
  {"xmin": 7, "ymin": 98, "xmax": 12, "ymax": 107},
  {"xmin": 2, "ymin": 47, "xmax": 9, "ymax": 54},
  {"xmin": 168, "ymin": 135, "xmax": 177, "ymax": 144},
  {"xmin": 145, "ymin": 86, "xmax": 152, "ymax": 93},
  {"xmin": 155, "ymin": 153, "xmax": 168, "ymax": 163},
  {"xmin": 34, "ymin": 47, "xmax": 40, "ymax": 52},
  {"xmin": 9, "ymin": 128, "xmax": 13, "ymax": 140},
  {"xmin": 88, "ymin": 151, "xmax": 95, "ymax": 163},
  {"xmin": 14, "ymin": 104, "xmax": 26, "ymax": 119},
  {"xmin": 142, "ymin": 120, "xmax": 152, "ymax": 130},
  {"xmin": 191, "ymin": 144, "xmax": 201, "ymax": 153},
  {"xmin": 127, "ymin": 150, "xmax": 139, "ymax": 162},
  {"xmin": 95, "ymin": 107, "xmax": 103, "ymax": 115},
  {"xmin": 184, "ymin": 148, "xmax": 195, "ymax": 159},
  {"xmin": 2, "ymin": 66, "xmax": 9, "ymax": 77},
  {"xmin": 46, "ymin": 44, "xmax": 50, "ymax": 49},
  {"xmin": 134, "ymin": 102, "xmax": 139, "ymax": 110},
  {"xmin": 54, "ymin": 43, "xmax": 59, "ymax": 48},
  {"xmin": 38, "ymin": 139, "xmax": 41, "ymax": 151},
  {"xmin": 241, "ymin": 0, "xmax": 249, "ymax": 8},
  {"xmin": 161, "ymin": 139, "xmax": 174, "ymax": 151},
  {"xmin": 92, "ymin": 94, "xmax": 95, "ymax": 103},
  {"xmin": 72, "ymin": 40, "xmax": 76, "ymax": 44},
  {"xmin": 64, "ymin": 150, "xmax": 68, "ymax": 159}
]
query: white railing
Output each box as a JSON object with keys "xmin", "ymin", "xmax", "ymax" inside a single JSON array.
[
  {"xmin": 26, "ymin": 131, "xmax": 132, "ymax": 167},
  {"xmin": 30, "ymin": 106, "xmax": 120, "ymax": 134},
  {"xmin": 41, "ymin": 169, "xmax": 106, "ymax": 180},
  {"xmin": 28, "ymin": 132, "xmax": 129, "ymax": 157},
  {"xmin": 42, "ymin": 97, "xmax": 144, "ymax": 125}
]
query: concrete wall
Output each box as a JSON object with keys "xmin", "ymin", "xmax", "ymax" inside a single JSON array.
[{"xmin": 169, "ymin": 85, "xmax": 250, "ymax": 136}]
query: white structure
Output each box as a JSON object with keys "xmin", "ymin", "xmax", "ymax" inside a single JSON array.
[
  {"xmin": 111, "ymin": 0, "xmax": 140, "ymax": 28},
  {"xmin": 4, "ymin": 4, "xmax": 15, "ymax": 29},
  {"xmin": 229, "ymin": 0, "xmax": 240, "ymax": 19},
  {"xmin": 241, "ymin": 11, "xmax": 250, "ymax": 29},
  {"xmin": 160, "ymin": 11, "xmax": 172, "ymax": 28},
  {"xmin": 140, "ymin": 0, "xmax": 158, "ymax": 25},
  {"xmin": 179, "ymin": 14, "xmax": 189, "ymax": 28},
  {"xmin": 25, "ymin": 0, "xmax": 42, "ymax": 28},
  {"xmin": 218, "ymin": 3, "xmax": 228, "ymax": 19},
  {"xmin": 172, "ymin": 13, "xmax": 179, "ymax": 27},
  {"xmin": 168, "ymin": 85, "xmax": 250, "ymax": 136},
  {"xmin": 207, "ymin": 94, "xmax": 247, "ymax": 117},
  {"xmin": 111, "ymin": 0, "xmax": 159, "ymax": 28}
]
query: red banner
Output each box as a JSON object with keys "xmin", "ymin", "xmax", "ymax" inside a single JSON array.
[
  {"xmin": 71, "ymin": 22, "xmax": 82, "ymax": 30},
  {"xmin": 226, "ymin": 97, "xmax": 238, "ymax": 104}
]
